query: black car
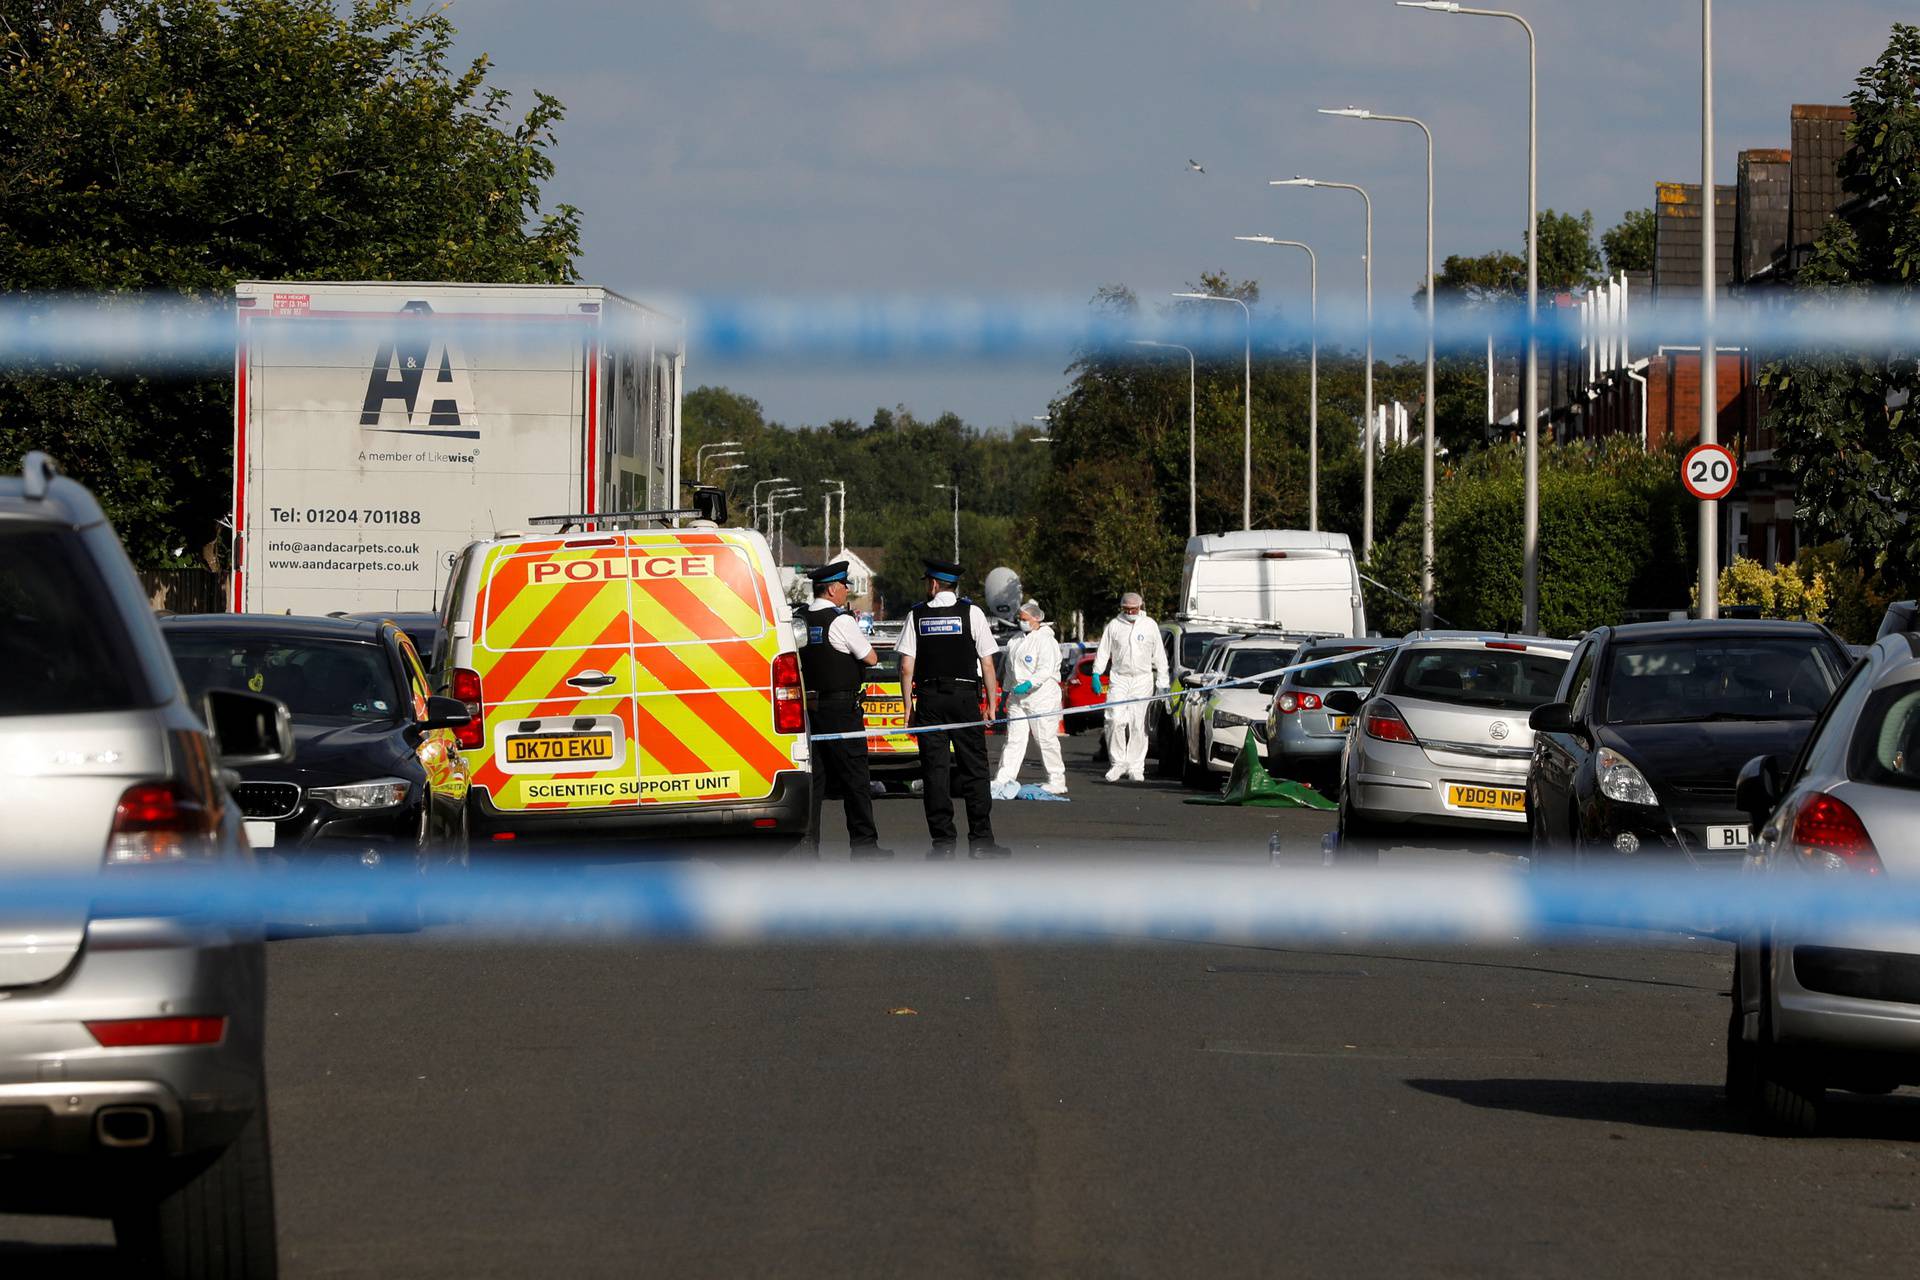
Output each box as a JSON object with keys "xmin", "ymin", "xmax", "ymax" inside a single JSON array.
[
  {"xmin": 162, "ymin": 615, "xmax": 472, "ymax": 918},
  {"xmin": 1526, "ymin": 619, "xmax": 1852, "ymax": 866},
  {"xmin": 346, "ymin": 610, "xmax": 445, "ymax": 677}
]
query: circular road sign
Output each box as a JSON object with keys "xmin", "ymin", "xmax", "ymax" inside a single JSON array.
[{"xmin": 1681, "ymin": 443, "xmax": 1739, "ymax": 501}]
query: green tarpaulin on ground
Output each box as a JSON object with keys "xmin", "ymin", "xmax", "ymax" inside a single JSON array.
[{"xmin": 1184, "ymin": 728, "xmax": 1338, "ymax": 810}]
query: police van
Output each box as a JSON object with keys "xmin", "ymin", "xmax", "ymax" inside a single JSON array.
[{"xmin": 437, "ymin": 513, "xmax": 811, "ymax": 845}]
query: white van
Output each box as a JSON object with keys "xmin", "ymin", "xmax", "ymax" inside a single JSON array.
[{"xmin": 1177, "ymin": 531, "xmax": 1366, "ymax": 637}]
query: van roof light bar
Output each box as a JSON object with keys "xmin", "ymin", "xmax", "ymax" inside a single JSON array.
[{"xmin": 528, "ymin": 508, "xmax": 701, "ymax": 533}]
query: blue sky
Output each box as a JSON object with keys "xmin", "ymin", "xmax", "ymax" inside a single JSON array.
[{"xmin": 449, "ymin": 0, "xmax": 1911, "ymax": 429}]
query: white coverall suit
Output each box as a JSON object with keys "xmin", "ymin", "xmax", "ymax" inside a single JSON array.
[
  {"xmin": 1093, "ymin": 614, "xmax": 1169, "ymax": 779},
  {"xmin": 993, "ymin": 622, "xmax": 1066, "ymax": 792}
]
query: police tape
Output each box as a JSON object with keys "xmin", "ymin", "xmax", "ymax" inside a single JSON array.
[
  {"xmin": 4, "ymin": 861, "xmax": 1918, "ymax": 945},
  {"xmin": 808, "ymin": 645, "xmax": 1395, "ymax": 742}
]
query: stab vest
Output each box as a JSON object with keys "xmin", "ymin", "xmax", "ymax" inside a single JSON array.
[
  {"xmin": 907, "ymin": 600, "xmax": 978, "ymax": 682},
  {"xmin": 801, "ymin": 603, "xmax": 864, "ymax": 696}
]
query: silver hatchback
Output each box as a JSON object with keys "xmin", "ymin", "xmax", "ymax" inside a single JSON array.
[
  {"xmin": 0, "ymin": 454, "xmax": 286, "ymax": 1273},
  {"xmin": 1726, "ymin": 627, "xmax": 1920, "ymax": 1133},
  {"xmin": 1262, "ymin": 637, "xmax": 1403, "ymax": 790},
  {"xmin": 1330, "ymin": 633, "xmax": 1575, "ymax": 850}
]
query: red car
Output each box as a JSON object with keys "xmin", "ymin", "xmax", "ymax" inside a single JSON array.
[{"xmin": 1061, "ymin": 652, "xmax": 1108, "ymax": 732}]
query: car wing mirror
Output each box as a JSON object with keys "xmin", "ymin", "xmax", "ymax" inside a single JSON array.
[
  {"xmin": 1258, "ymin": 677, "xmax": 1282, "ymax": 696},
  {"xmin": 1322, "ymin": 689, "xmax": 1364, "ymax": 716},
  {"xmin": 1527, "ymin": 702, "xmax": 1577, "ymax": 736},
  {"xmin": 419, "ymin": 694, "xmax": 474, "ymax": 731},
  {"xmin": 204, "ymin": 688, "xmax": 294, "ymax": 767},
  {"xmin": 1734, "ymin": 754, "xmax": 1784, "ymax": 828}
]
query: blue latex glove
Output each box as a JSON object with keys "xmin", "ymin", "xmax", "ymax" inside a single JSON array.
[
  {"xmin": 1011, "ymin": 680, "xmax": 1034, "ymax": 696},
  {"xmin": 1091, "ymin": 673, "xmax": 1105, "ymax": 696}
]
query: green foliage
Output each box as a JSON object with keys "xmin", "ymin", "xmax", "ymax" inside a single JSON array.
[
  {"xmin": 1796, "ymin": 542, "xmax": 1894, "ymax": 642},
  {"xmin": 682, "ymin": 388, "xmax": 1048, "ymax": 616},
  {"xmin": 0, "ymin": 0, "xmax": 582, "ymax": 562},
  {"xmin": 1419, "ymin": 209, "xmax": 1603, "ymax": 308},
  {"xmin": 1602, "ymin": 208, "xmax": 1656, "ymax": 274},
  {"xmin": 1703, "ymin": 557, "xmax": 1831, "ymax": 623},
  {"xmin": 1759, "ymin": 22, "xmax": 1920, "ymax": 595}
]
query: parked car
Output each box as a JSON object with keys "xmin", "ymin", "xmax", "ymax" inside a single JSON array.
[
  {"xmin": 162, "ymin": 614, "xmax": 472, "ymax": 927},
  {"xmin": 1328, "ymin": 633, "xmax": 1576, "ymax": 852},
  {"xmin": 1149, "ymin": 620, "xmax": 1228, "ymax": 769},
  {"xmin": 1062, "ymin": 652, "xmax": 1107, "ymax": 732},
  {"xmin": 859, "ymin": 640, "xmax": 921, "ymax": 779},
  {"xmin": 1262, "ymin": 636, "xmax": 1404, "ymax": 793},
  {"xmin": 1726, "ymin": 627, "xmax": 1920, "ymax": 1133},
  {"xmin": 347, "ymin": 610, "xmax": 445, "ymax": 677},
  {"xmin": 0, "ymin": 453, "xmax": 284, "ymax": 1270},
  {"xmin": 1525, "ymin": 620, "xmax": 1850, "ymax": 867},
  {"xmin": 1179, "ymin": 635, "xmax": 1301, "ymax": 788}
]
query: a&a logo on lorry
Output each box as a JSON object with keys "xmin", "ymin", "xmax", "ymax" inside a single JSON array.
[{"xmin": 360, "ymin": 300, "xmax": 481, "ymax": 440}]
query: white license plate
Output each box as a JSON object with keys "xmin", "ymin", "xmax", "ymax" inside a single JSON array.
[
  {"xmin": 244, "ymin": 820, "xmax": 276, "ymax": 849},
  {"xmin": 1705, "ymin": 824, "xmax": 1750, "ymax": 851}
]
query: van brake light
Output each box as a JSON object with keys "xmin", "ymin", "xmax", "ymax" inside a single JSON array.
[
  {"xmin": 451, "ymin": 668, "xmax": 485, "ymax": 750},
  {"xmin": 772, "ymin": 653, "xmax": 805, "ymax": 734}
]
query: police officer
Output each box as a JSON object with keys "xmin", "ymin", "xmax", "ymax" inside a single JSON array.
[
  {"xmin": 801, "ymin": 562, "xmax": 891, "ymax": 859},
  {"xmin": 896, "ymin": 558, "xmax": 1010, "ymax": 858}
]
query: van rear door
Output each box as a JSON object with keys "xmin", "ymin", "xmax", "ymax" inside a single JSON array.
[{"xmin": 1192, "ymin": 549, "xmax": 1360, "ymax": 635}]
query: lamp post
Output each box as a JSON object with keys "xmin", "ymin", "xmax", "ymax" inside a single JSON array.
[
  {"xmin": 706, "ymin": 463, "xmax": 747, "ymax": 486},
  {"xmin": 697, "ymin": 450, "xmax": 744, "ymax": 482},
  {"xmin": 1319, "ymin": 106, "xmax": 1435, "ymax": 627},
  {"xmin": 824, "ymin": 478, "xmax": 847, "ymax": 555},
  {"xmin": 764, "ymin": 488, "xmax": 801, "ymax": 534},
  {"xmin": 1272, "ymin": 177, "xmax": 1373, "ymax": 556},
  {"xmin": 1699, "ymin": 0, "xmax": 1719, "ymax": 619},
  {"xmin": 750, "ymin": 476, "xmax": 791, "ymax": 528},
  {"xmin": 1129, "ymin": 340, "xmax": 1198, "ymax": 539},
  {"xmin": 773, "ymin": 506, "xmax": 804, "ymax": 562},
  {"xmin": 932, "ymin": 483, "xmax": 960, "ymax": 563},
  {"xmin": 1235, "ymin": 235, "xmax": 1319, "ymax": 531},
  {"xmin": 1396, "ymin": 1, "xmax": 1540, "ymax": 630},
  {"xmin": 1172, "ymin": 292, "xmax": 1253, "ymax": 531},
  {"xmin": 694, "ymin": 441, "xmax": 742, "ymax": 481}
]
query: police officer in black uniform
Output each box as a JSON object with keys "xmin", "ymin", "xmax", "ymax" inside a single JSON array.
[
  {"xmin": 800, "ymin": 562, "xmax": 891, "ymax": 859},
  {"xmin": 896, "ymin": 559, "xmax": 1011, "ymax": 858}
]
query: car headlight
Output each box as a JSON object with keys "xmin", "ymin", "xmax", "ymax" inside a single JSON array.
[
  {"xmin": 1596, "ymin": 748, "xmax": 1658, "ymax": 807},
  {"xmin": 308, "ymin": 778, "xmax": 411, "ymax": 810},
  {"xmin": 1213, "ymin": 709, "xmax": 1254, "ymax": 731}
]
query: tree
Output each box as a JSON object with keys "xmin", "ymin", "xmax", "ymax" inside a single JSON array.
[
  {"xmin": 1760, "ymin": 23, "xmax": 1920, "ymax": 592},
  {"xmin": 1531, "ymin": 209, "xmax": 1603, "ymax": 292},
  {"xmin": 1416, "ymin": 209, "xmax": 1600, "ymax": 307},
  {"xmin": 1602, "ymin": 208, "xmax": 1656, "ymax": 274},
  {"xmin": 0, "ymin": 0, "xmax": 582, "ymax": 562}
]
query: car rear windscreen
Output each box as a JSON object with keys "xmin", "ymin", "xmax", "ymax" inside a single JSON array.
[
  {"xmin": 1602, "ymin": 637, "xmax": 1843, "ymax": 724},
  {"xmin": 1385, "ymin": 647, "xmax": 1569, "ymax": 711},
  {"xmin": 1293, "ymin": 647, "xmax": 1393, "ymax": 690},
  {"xmin": 0, "ymin": 527, "xmax": 153, "ymax": 717}
]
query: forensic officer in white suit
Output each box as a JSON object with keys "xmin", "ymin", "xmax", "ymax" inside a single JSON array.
[{"xmin": 1091, "ymin": 591, "xmax": 1169, "ymax": 782}]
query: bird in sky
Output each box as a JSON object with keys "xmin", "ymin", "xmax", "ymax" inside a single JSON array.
[{"xmin": 1187, "ymin": 159, "xmax": 1206, "ymax": 174}]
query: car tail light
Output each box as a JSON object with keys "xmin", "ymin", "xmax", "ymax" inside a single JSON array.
[
  {"xmin": 1485, "ymin": 641, "xmax": 1528, "ymax": 652},
  {"xmin": 1362, "ymin": 701, "xmax": 1418, "ymax": 745},
  {"xmin": 1298, "ymin": 692, "xmax": 1322, "ymax": 711},
  {"xmin": 1786, "ymin": 793, "xmax": 1883, "ymax": 875},
  {"xmin": 85, "ymin": 1016, "xmax": 226, "ymax": 1047},
  {"xmin": 105, "ymin": 782, "xmax": 217, "ymax": 865},
  {"xmin": 451, "ymin": 667, "xmax": 484, "ymax": 750},
  {"xmin": 772, "ymin": 652, "xmax": 805, "ymax": 734},
  {"xmin": 1277, "ymin": 692, "xmax": 1298, "ymax": 714}
]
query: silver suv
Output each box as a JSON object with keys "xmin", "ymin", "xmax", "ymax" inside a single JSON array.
[{"xmin": 0, "ymin": 454, "xmax": 285, "ymax": 1274}]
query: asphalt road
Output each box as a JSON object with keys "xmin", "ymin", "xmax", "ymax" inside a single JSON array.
[{"xmin": 8, "ymin": 731, "xmax": 1920, "ymax": 1277}]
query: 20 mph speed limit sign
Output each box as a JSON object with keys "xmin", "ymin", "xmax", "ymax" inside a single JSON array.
[{"xmin": 1681, "ymin": 443, "xmax": 1739, "ymax": 501}]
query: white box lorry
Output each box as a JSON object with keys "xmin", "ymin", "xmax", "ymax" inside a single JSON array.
[
  {"xmin": 1177, "ymin": 531, "xmax": 1367, "ymax": 637},
  {"xmin": 229, "ymin": 281, "xmax": 683, "ymax": 614}
]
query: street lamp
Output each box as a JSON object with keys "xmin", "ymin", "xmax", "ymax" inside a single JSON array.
[
  {"xmin": 1235, "ymin": 235, "xmax": 1319, "ymax": 532},
  {"xmin": 1273, "ymin": 177, "xmax": 1374, "ymax": 557},
  {"xmin": 823, "ymin": 478, "xmax": 847, "ymax": 555},
  {"xmin": 773, "ymin": 506, "xmax": 805, "ymax": 562},
  {"xmin": 764, "ymin": 488, "xmax": 801, "ymax": 534},
  {"xmin": 1318, "ymin": 106, "xmax": 1436, "ymax": 627},
  {"xmin": 695, "ymin": 441, "xmax": 742, "ymax": 480},
  {"xmin": 1129, "ymin": 340, "xmax": 1198, "ymax": 539},
  {"xmin": 1172, "ymin": 292, "xmax": 1253, "ymax": 531},
  {"xmin": 706, "ymin": 463, "xmax": 747, "ymax": 483},
  {"xmin": 697, "ymin": 450, "xmax": 744, "ymax": 482},
  {"xmin": 1396, "ymin": 0, "xmax": 1541, "ymax": 629},
  {"xmin": 932, "ymin": 483, "xmax": 960, "ymax": 563},
  {"xmin": 750, "ymin": 476, "xmax": 791, "ymax": 528}
]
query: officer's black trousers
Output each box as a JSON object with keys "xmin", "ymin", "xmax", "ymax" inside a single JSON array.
[
  {"xmin": 808, "ymin": 700, "xmax": 877, "ymax": 849},
  {"xmin": 912, "ymin": 685, "xmax": 993, "ymax": 846}
]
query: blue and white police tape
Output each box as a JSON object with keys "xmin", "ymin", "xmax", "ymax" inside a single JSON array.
[
  {"xmin": 3, "ymin": 862, "xmax": 1917, "ymax": 945},
  {"xmin": 809, "ymin": 644, "xmax": 1394, "ymax": 742}
]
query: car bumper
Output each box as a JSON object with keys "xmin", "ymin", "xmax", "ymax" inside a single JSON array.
[
  {"xmin": 1770, "ymin": 933, "xmax": 1920, "ymax": 1071},
  {"xmin": 1579, "ymin": 795, "xmax": 1750, "ymax": 868},
  {"xmin": 1348, "ymin": 739, "xmax": 1528, "ymax": 828},
  {"xmin": 1207, "ymin": 729, "xmax": 1267, "ymax": 772},
  {"xmin": 469, "ymin": 771, "xmax": 812, "ymax": 843},
  {"xmin": 0, "ymin": 917, "xmax": 264, "ymax": 1188}
]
